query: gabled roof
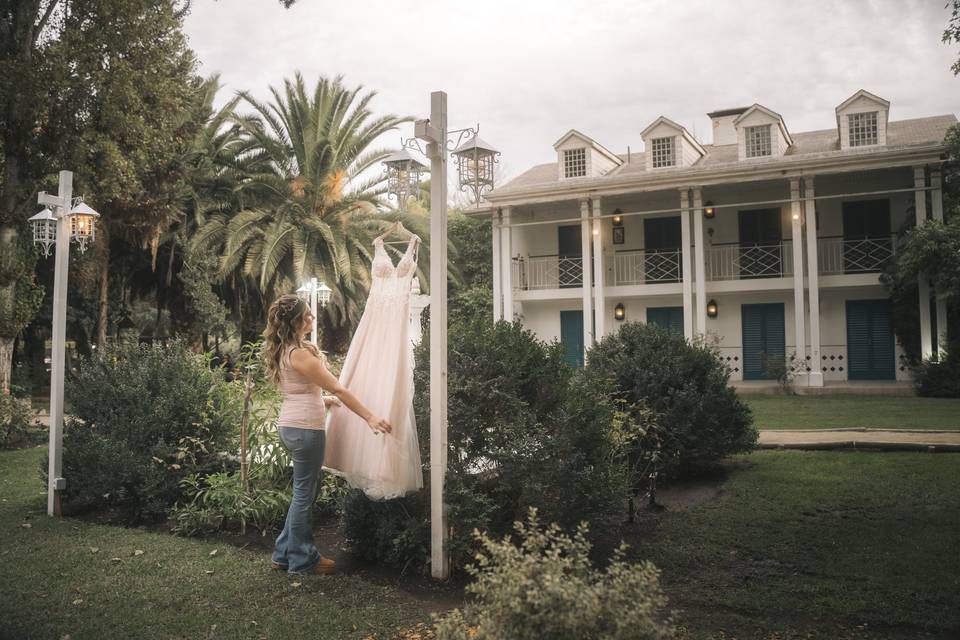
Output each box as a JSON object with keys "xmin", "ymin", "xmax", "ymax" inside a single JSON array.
[
  {"xmin": 707, "ymin": 107, "xmax": 750, "ymax": 118},
  {"xmin": 552, "ymin": 129, "xmax": 623, "ymax": 166},
  {"xmin": 640, "ymin": 116, "xmax": 707, "ymax": 157},
  {"xmin": 835, "ymin": 89, "xmax": 890, "ymax": 114},
  {"xmin": 734, "ymin": 103, "xmax": 794, "ymax": 146}
]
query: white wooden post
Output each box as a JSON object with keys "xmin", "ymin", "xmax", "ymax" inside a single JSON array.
[
  {"xmin": 692, "ymin": 188, "xmax": 707, "ymax": 336},
  {"xmin": 679, "ymin": 189, "xmax": 693, "ymax": 340},
  {"xmin": 309, "ymin": 277, "xmax": 318, "ymax": 346},
  {"xmin": 500, "ymin": 206, "xmax": 513, "ymax": 321},
  {"xmin": 43, "ymin": 170, "xmax": 73, "ymax": 516},
  {"xmin": 427, "ymin": 91, "xmax": 450, "ymax": 580},
  {"xmin": 931, "ymin": 168, "xmax": 948, "ymax": 352},
  {"xmin": 790, "ymin": 178, "xmax": 807, "ymax": 383},
  {"xmin": 492, "ymin": 209, "xmax": 502, "ymax": 322},
  {"xmin": 591, "ymin": 197, "xmax": 605, "ymax": 340},
  {"xmin": 580, "ymin": 198, "xmax": 594, "ymax": 352},
  {"xmin": 804, "ymin": 177, "xmax": 823, "ymax": 387},
  {"xmin": 915, "ymin": 166, "xmax": 933, "ymax": 360}
]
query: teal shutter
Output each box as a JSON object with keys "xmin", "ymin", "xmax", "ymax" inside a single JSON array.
[
  {"xmin": 846, "ymin": 300, "xmax": 895, "ymax": 380},
  {"xmin": 647, "ymin": 307, "xmax": 684, "ymax": 336},
  {"xmin": 560, "ymin": 310, "xmax": 584, "ymax": 367},
  {"xmin": 742, "ymin": 303, "xmax": 785, "ymax": 380}
]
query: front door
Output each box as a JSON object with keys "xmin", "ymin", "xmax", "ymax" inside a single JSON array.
[
  {"xmin": 643, "ymin": 217, "xmax": 681, "ymax": 282},
  {"xmin": 738, "ymin": 209, "xmax": 783, "ymax": 278},
  {"xmin": 846, "ymin": 299, "xmax": 895, "ymax": 380},
  {"xmin": 646, "ymin": 306, "xmax": 684, "ymax": 336},
  {"xmin": 557, "ymin": 225, "xmax": 583, "ymax": 288},
  {"xmin": 560, "ymin": 310, "xmax": 584, "ymax": 367},
  {"xmin": 741, "ymin": 303, "xmax": 786, "ymax": 380}
]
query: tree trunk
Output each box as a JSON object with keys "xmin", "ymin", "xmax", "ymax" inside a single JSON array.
[{"xmin": 97, "ymin": 243, "xmax": 109, "ymax": 348}]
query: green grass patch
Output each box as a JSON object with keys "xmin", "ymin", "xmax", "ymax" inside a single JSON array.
[
  {"xmin": 0, "ymin": 447, "xmax": 434, "ymax": 640},
  {"xmin": 628, "ymin": 451, "xmax": 960, "ymax": 639},
  {"xmin": 742, "ymin": 395, "xmax": 960, "ymax": 430}
]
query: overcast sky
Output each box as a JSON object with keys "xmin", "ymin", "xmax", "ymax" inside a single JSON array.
[{"xmin": 184, "ymin": 0, "xmax": 960, "ymax": 182}]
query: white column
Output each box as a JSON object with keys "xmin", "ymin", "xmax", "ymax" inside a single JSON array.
[
  {"xmin": 47, "ymin": 170, "xmax": 73, "ymax": 517},
  {"xmin": 580, "ymin": 198, "xmax": 594, "ymax": 352},
  {"xmin": 692, "ymin": 188, "xmax": 707, "ymax": 336},
  {"xmin": 789, "ymin": 178, "xmax": 806, "ymax": 382},
  {"xmin": 492, "ymin": 209, "xmax": 502, "ymax": 322},
  {"xmin": 680, "ymin": 189, "xmax": 694, "ymax": 340},
  {"xmin": 931, "ymin": 168, "xmax": 948, "ymax": 352},
  {"xmin": 427, "ymin": 91, "xmax": 449, "ymax": 580},
  {"xmin": 592, "ymin": 197, "xmax": 606, "ymax": 340},
  {"xmin": 500, "ymin": 206, "xmax": 513, "ymax": 321},
  {"xmin": 804, "ymin": 177, "xmax": 823, "ymax": 387},
  {"xmin": 915, "ymin": 166, "xmax": 933, "ymax": 360}
]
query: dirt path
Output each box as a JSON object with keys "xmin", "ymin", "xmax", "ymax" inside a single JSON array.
[{"xmin": 759, "ymin": 429, "xmax": 960, "ymax": 451}]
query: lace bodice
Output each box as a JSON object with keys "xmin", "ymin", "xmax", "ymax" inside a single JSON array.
[{"xmin": 370, "ymin": 236, "xmax": 419, "ymax": 299}]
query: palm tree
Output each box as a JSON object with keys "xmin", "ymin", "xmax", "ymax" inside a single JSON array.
[{"xmin": 193, "ymin": 73, "xmax": 425, "ymax": 334}]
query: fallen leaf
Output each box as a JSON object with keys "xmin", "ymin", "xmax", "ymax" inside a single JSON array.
[
  {"xmin": 290, "ymin": 581, "xmax": 302, "ymax": 588},
  {"xmin": 204, "ymin": 570, "xmax": 214, "ymax": 575},
  {"xmin": 20, "ymin": 523, "xmax": 31, "ymax": 529},
  {"xmin": 72, "ymin": 598, "xmax": 83, "ymax": 606},
  {"xmin": 60, "ymin": 635, "xmax": 71, "ymax": 640},
  {"xmin": 111, "ymin": 558, "xmax": 122, "ymax": 563},
  {"xmin": 133, "ymin": 550, "xmax": 144, "ymax": 557},
  {"xmin": 89, "ymin": 547, "xmax": 99, "ymax": 554},
  {"xmin": 209, "ymin": 549, "xmax": 219, "ymax": 556}
]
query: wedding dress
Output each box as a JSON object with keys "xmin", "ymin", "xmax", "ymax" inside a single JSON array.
[{"xmin": 322, "ymin": 235, "xmax": 424, "ymax": 500}]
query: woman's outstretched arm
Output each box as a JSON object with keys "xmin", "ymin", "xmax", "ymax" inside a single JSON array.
[{"xmin": 289, "ymin": 348, "xmax": 391, "ymax": 434}]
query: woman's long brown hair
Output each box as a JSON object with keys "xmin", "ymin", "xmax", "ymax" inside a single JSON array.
[{"xmin": 262, "ymin": 294, "xmax": 322, "ymax": 385}]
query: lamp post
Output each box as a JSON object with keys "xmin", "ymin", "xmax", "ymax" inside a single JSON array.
[
  {"xmin": 296, "ymin": 278, "xmax": 333, "ymax": 346},
  {"xmin": 30, "ymin": 170, "xmax": 100, "ymax": 517}
]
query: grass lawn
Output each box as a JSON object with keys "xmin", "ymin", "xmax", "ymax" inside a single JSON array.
[
  {"xmin": 626, "ymin": 451, "xmax": 960, "ymax": 640},
  {"xmin": 742, "ymin": 394, "xmax": 960, "ymax": 430},
  {"xmin": 0, "ymin": 447, "xmax": 437, "ymax": 640}
]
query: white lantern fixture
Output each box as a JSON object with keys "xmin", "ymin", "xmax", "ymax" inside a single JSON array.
[
  {"xmin": 69, "ymin": 200, "xmax": 100, "ymax": 253},
  {"xmin": 316, "ymin": 281, "xmax": 332, "ymax": 307},
  {"xmin": 28, "ymin": 208, "xmax": 57, "ymax": 257},
  {"xmin": 382, "ymin": 149, "xmax": 429, "ymax": 209},
  {"xmin": 451, "ymin": 135, "xmax": 500, "ymax": 206}
]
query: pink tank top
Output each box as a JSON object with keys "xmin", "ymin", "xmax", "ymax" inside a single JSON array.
[{"xmin": 276, "ymin": 346, "xmax": 326, "ymax": 429}]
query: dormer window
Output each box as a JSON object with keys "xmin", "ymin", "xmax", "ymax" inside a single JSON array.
[
  {"xmin": 745, "ymin": 124, "xmax": 772, "ymax": 158},
  {"xmin": 848, "ymin": 111, "xmax": 879, "ymax": 147},
  {"xmin": 563, "ymin": 148, "xmax": 587, "ymax": 178},
  {"xmin": 651, "ymin": 137, "xmax": 676, "ymax": 168}
]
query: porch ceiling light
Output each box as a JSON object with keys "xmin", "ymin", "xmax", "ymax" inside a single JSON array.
[
  {"xmin": 704, "ymin": 201, "xmax": 716, "ymax": 219},
  {"xmin": 706, "ymin": 299, "xmax": 719, "ymax": 318},
  {"xmin": 614, "ymin": 302, "xmax": 626, "ymax": 321}
]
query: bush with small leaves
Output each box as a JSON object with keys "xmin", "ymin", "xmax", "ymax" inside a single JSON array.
[
  {"xmin": 48, "ymin": 341, "xmax": 241, "ymax": 523},
  {"xmin": 0, "ymin": 394, "xmax": 37, "ymax": 448},
  {"xmin": 434, "ymin": 509, "xmax": 675, "ymax": 640}
]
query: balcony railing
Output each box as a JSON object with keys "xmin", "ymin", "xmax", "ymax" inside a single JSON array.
[
  {"xmin": 818, "ymin": 236, "xmax": 894, "ymax": 275},
  {"xmin": 513, "ymin": 254, "xmax": 583, "ymax": 290},
  {"xmin": 707, "ymin": 241, "xmax": 793, "ymax": 281},
  {"xmin": 612, "ymin": 249, "xmax": 681, "ymax": 285}
]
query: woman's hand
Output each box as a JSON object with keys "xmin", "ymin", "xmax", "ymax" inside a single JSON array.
[{"xmin": 366, "ymin": 415, "xmax": 391, "ymax": 435}]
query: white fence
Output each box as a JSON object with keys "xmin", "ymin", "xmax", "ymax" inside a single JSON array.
[
  {"xmin": 818, "ymin": 236, "xmax": 894, "ymax": 275},
  {"xmin": 611, "ymin": 249, "xmax": 681, "ymax": 285},
  {"xmin": 706, "ymin": 242, "xmax": 793, "ymax": 281}
]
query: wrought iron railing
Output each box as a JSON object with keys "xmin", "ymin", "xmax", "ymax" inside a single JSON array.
[
  {"xmin": 818, "ymin": 236, "xmax": 894, "ymax": 275},
  {"xmin": 707, "ymin": 241, "xmax": 793, "ymax": 281},
  {"xmin": 612, "ymin": 249, "xmax": 682, "ymax": 285},
  {"xmin": 512, "ymin": 254, "xmax": 583, "ymax": 290}
]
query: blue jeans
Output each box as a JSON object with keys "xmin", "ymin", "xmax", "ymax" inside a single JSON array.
[{"xmin": 272, "ymin": 426, "xmax": 325, "ymax": 573}]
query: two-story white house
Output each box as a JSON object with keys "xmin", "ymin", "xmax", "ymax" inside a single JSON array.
[{"xmin": 476, "ymin": 90, "xmax": 955, "ymax": 388}]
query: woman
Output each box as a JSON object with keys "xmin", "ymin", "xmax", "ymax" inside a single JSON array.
[{"xmin": 262, "ymin": 294, "xmax": 391, "ymax": 574}]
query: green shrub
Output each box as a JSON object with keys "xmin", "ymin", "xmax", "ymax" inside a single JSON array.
[
  {"xmin": 587, "ymin": 321, "xmax": 756, "ymax": 479},
  {"xmin": 170, "ymin": 471, "xmax": 291, "ymax": 536},
  {"xmin": 51, "ymin": 341, "xmax": 241, "ymax": 523},
  {"xmin": 912, "ymin": 339, "xmax": 960, "ymax": 397},
  {"xmin": 340, "ymin": 319, "xmax": 629, "ymax": 575},
  {"xmin": 0, "ymin": 394, "xmax": 37, "ymax": 448},
  {"xmin": 434, "ymin": 509, "xmax": 675, "ymax": 640}
]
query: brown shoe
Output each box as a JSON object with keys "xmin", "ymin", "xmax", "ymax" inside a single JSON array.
[
  {"xmin": 271, "ymin": 562, "xmax": 288, "ymax": 571},
  {"xmin": 311, "ymin": 556, "xmax": 336, "ymax": 575}
]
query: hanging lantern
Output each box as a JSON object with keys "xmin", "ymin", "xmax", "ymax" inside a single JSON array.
[
  {"xmin": 28, "ymin": 208, "xmax": 57, "ymax": 257},
  {"xmin": 382, "ymin": 150, "xmax": 429, "ymax": 208},
  {"xmin": 316, "ymin": 282, "xmax": 332, "ymax": 307},
  {"xmin": 614, "ymin": 302, "xmax": 626, "ymax": 322},
  {"xmin": 452, "ymin": 135, "xmax": 500, "ymax": 205},
  {"xmin": 69, "ymin": 200, "xmax": 100, "ymax": 253}
]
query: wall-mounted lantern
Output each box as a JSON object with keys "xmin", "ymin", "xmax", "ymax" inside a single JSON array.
[
  {"xmin": 703, "ymin": 201, "xmax": 716, "ymax": 219},
  {"xmin": 614, "ymin": 302, "xmax": 626, "ymax": 321},
  {"xmin": 706, "ymin": 299, "xmax": 719, "ymax": 318}
]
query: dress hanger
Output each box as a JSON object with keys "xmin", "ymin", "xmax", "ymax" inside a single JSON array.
[{"xmin": 377, "ymin": 220, "xmax": 420, "ymax": 246}]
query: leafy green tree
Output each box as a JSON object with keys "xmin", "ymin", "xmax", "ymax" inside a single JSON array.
[{"xmin": 945, "ymin": 0, "xmax": 960, "ymax": 75}]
